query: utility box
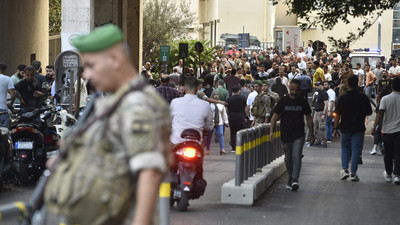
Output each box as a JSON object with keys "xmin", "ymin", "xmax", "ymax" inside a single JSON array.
[{"xmin": 54, "ymin": 51, "xmax": 82, "ymax": 113}]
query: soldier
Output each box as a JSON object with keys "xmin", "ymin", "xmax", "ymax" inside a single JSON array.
[
  {"xmin": 339, "ymin": 62, "xmax": 353, "ymax": 96},
  {"xmin": 251, "ymin": 80, "xmax": 272, "ymax": 126},
  {"xmin": 45, "ymin": 24, "xmax": 171, "ymax": 225}
]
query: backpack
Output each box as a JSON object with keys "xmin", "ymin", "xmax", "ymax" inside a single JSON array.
[
  {"xmin": 251, "ymin": 93, "xmax": 268, "ymax": 118},
  {"xmin": 268, "ymin": 91, "xmax": 280, "ymax": 111},
  {"xmin": 45, "ymin": 81, "xmax": 147, "ymax": 225}
]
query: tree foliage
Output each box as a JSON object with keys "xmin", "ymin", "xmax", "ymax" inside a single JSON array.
[
  {"xmin": 284, "ymin": 0, "xmax": 398, "ymax": 48},
  {"xmin": 150, "ymin": 38, "xmax": 220, "ymax": 77},
  {"xmin": 143, "ymin": 0, "xmax": 196, "ymax": 60},
  {"xmin": 49, "ymin": 0, "xmax": 62, "ymax": 36}
]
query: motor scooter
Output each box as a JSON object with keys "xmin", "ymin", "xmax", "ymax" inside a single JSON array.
[{"xmin": 170, "ymin": 129, "xmax": 207, "ymax": 211}]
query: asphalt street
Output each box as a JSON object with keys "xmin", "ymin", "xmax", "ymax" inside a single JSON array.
[{"xmin": 1, "ymin": 132, "xmax": 398, "ymax": 225}]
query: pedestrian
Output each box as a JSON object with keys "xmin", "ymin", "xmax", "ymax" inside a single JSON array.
[
  {"xmin": 44, "ymin": 24, "xmax": 171, "ymax": 225},
  {"xmin": 227, "ymin": 85, "xmax": 247, "ymax": 153},
  {"xmin": 0, "ymin": 62, "xmax": 17, "ymax": 128},
  {"xmin": 312, "ymin": 61, "xmax": 325, "ymax": 86},
  {"xmin": 211, "ymin": 80, "xmax": 229, "ymax": 101},
  {"xmin": 324, "ymin": 81, "xmax": 335, "ymax": 143},
  {"xmin": 206, "ymin": 90, "xmax": 229, "ymax": 155},
  {"xmin": 245, "ymin": 82, "xmax": 258, "ymax": 128},
  {"xmin": 312, "ymin": 82, "xmax": 329, "ymax": 148},
  {"xmin": 224, "ymin": 67, "xmax": 241, "ymax": 96},
  {"xmin": 334, "ymin": 75, "xmax": 372, "ymax": 182},
  {"xmin": 298, "ymin": 70, "xmax": 313, "ymax": 99},
  {"xmin": 270, "ymin": 79, "xmax": 314, "ymax": 191},
  {"xmin": 251, "ymin": 80, "xmax": 272, "ymax": 126},
  {"xmin": 155, "ymin": 75, "xmax": 180, "ymax": 104},
  {"xmin": 271, "ymin": 77, "xmax": 288, "ymax": 99},
  {"xmin": 372, "ymin": 77, "xmax": 400, "ymax": 184}
]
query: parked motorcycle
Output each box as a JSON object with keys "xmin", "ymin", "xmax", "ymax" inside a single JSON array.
[
  {"xmin": 170, "ymin": 129, "xmax": 207, "ymax": 211},
  {"xmin": 10, "ymin": 108, "xmax": 48, "ymax": 185}
]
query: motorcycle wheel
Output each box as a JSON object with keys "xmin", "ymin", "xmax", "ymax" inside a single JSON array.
[
  {"xmin": 19, "ymin": 162, "xmax": 30, "ymax": 186},
  {"xmin": 176, "ymin": 191, "xmax": 189, "ymax": 211}
]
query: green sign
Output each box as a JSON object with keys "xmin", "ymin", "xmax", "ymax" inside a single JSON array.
[{"xmin": 160, "ymin": 45, "xmax": 170, "ymax": 62}]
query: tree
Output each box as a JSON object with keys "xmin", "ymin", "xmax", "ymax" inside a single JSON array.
[
  {"xmin": 143, "ymin": 0, "xmax": 196, "ymax": 60},
  {"xmin": 284, "ymin": 0, "xmax": 398, "ymax": 48},
  {"xmin": 49, "ymin": 0, "xmax": 62, "ymax": 36}
]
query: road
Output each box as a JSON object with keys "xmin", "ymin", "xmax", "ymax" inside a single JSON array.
[{"xmin": 1, "ymin": 132, "xmax": 399, "ymax": 225}]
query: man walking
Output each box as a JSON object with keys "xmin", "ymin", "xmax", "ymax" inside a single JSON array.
[
  {"xmin": 313, "ymin": 82, "xmax": 329, "ymax": 148},
  {"xmin": 334, "ymin": 75, "xmax": 372, "ymax": 182},
  {"xmin": 226, "ymin": 86, "xmax": 247, "ymax": 152},
  {"xmin": 270, "ymin": 79, "xmax": 314, "ymax": 191},
  {"xmin": 251, "ymin": 80, "xmax": 272, "ymax": 126},
  {"xmin": 0, "ymin": 63, "xmax": 16, "ymax": 128},
  {"xmin": 324, "ymin": 81, "xmax": 335, "ymax": 143},
  {"xmin": 372, "ymin": 77, "xmax": 400, "ymax": 184}
]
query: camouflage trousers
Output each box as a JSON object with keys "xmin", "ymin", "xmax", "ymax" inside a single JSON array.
[
  {"xmin": 254, "ymin": 117, "xmax": 266, "ymax": 126},
  {"xmin": 313, "ymin": 111, "xmax": 327, "ymax": 145}
]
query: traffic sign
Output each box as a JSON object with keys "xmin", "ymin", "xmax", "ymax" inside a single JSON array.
[
  {"xmin": 179, "ymin": 43, "xmax": 189, "ymax": 58},
  {"xmin": 159, "ymin": 45, "xmax": 170, "ymax": 62},
  {"xmin": 238, "ymin": 33, "xmax": 250, "ymax": 48},
  {"xmin": 195, "ymin": 42, "xmax": 204, "ymax": 53}
]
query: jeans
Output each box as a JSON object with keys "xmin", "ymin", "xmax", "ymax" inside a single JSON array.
[
  {"xmin": 313, "ymin": 111, "xmax": 327, "ymax": 144},
  {"xmin": 0, "ymin": 110, "xmax": 10, "ymax": 128},
  {"xmin": 282, "ymin": 136, "xmax": 305, "ymax": 183},
  {"xmin": 341, "ymin": 132, "xmax": 364, "ymax": 174},
  {"xmin": 229, "ymin": 120, "xmax": 244, "ymax": 150},
  {"xmin": 326, "ymin": 116, "xmax": 333, "ymax": 141},
  {"xmin": 383, "ymin": 132, "xmax": 400, "ymax": 176},
  {"xmin": 206, "ymin": 125, "xmax": 225, "ymax": 150},
  {"xmin": 364, "ymin": 86, "xmax": 377, "ymax": 108}
]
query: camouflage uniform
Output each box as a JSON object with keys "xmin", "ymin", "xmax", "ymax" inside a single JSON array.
[
  {"xmin": 339, "ymin": 68, "xmax": 353, "ymax": 96},
  {"xmin": 45, "ymin": 77, "xmax": 171, "ymax": 225},
  {"xmin": 253, "ymin": 92, "xmax": 272, "ymax": 125}
]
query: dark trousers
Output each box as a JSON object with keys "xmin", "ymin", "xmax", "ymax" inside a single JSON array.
[
  {"xmin": 229, "ymin": 119, "xmax": 244, "ymax": 150},
  {"xmin": 383, "ymin": 131, "xmax": 400, "ymax": 176}
]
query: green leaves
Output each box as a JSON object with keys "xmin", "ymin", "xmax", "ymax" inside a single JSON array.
[{"xmin": 49, "ymin": 0, "xmax": 61, "ymax": 35}]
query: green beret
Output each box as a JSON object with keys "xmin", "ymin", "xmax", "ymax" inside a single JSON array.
[
  {"xmin": 254, "ymin": 80, "xmax": 263, "ymax": 85},
  {"xmin": 72, "ymin": 24, "xmax": 123, "ymax": 53},
  {"xmin": 262, "ymin": 80, "xmax": 269, "ymax": 85}
]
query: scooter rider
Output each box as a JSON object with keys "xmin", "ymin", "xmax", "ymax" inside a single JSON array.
[{"xmin": 170, "ymin": 77, "xmax": 214, "ymax": 146}]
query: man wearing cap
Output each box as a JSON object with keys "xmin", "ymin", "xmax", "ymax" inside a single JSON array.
[{"xmin": 45, "ymin": 24, "xmax": 171, "ymax": 225}]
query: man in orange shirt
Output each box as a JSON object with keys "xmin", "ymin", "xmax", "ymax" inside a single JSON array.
[{"xmin": 364, "ymin": 64, "xmax": 377, "ymax": 108}]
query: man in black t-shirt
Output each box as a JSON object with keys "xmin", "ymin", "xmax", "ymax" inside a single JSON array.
[
  {"xmin": 270, "ymin": 79, "xmax": 314, "ymax": 191},
  {"xmin": 15, "ymin": 66, "xmax": 44, "ymax": 112},
  {"xmin": 313, "ymin": 82, "xmax": 329, "ymax": 148},
  {"xmin": 227, "ymin": 86, "xmax": 247, "ymax": 152},
  {"xmin": 334, "ymin": 75, "xmax": 372, "ymax": 182}
]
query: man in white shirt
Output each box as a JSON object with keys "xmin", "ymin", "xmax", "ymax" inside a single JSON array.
[
  {"xmin": 355, "ymin": 63, "xmax": 365, "ymax": 88},
  {"xmin": 323, "ymin": 65, "xmax": 332, "ymax": 81},
  {"xmin": 324, "ymin": 81, "xmax": 335, "ymax": 143},
  {"xmin": 305, "ymin": 40, "xmax": 314, "ymax": 60},
  {"xmin": 372, "ymin": 77, "xmax": 400, "ymax": 184},
  {"xmin": 246, "ymin": 84, "xmax": 258, "ymax": 126},
  {"xmin": 173, "ymin": 59, "xmax": 184, "ymax": 75},
  {"xmin": 170, "ymin": 77, "xmax": 213, "ymax": 145},
  {"xmin": 0, "ymin": 63, "xmax": 16, "ymax": 128},
  {"xmin": 297, "ymin": 56, "xmax": 306, "ymax": 72},
  {"xmin": 389, "ymin": 58, "xmax": 400, "ymax": 78},
  {"xmin": 258, "ymin": 65, "xmax": 268, "ymax": 80},
  {"xmin": 288, "ymin": 66, "xmax": 300, "ymax": 81},
  {"xmin": 296, "ymin": 47, "xmax": 306, "ymax": 59}
]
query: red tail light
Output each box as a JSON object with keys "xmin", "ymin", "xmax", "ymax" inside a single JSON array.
[
  {"xmin": 13, "ymin": 127, "xmax": 37, "ymax": 133},
  {"xmin": 176, "ymin": 147, "xmax": 200, "ymax": 159},
  {"xmin": 45, "ymin": 134, "xmax": 55, "ymax": 144},
  {"xmin": 183, "ymin": 147, "xmax": 197, "ymax": 158},
  {"xmin": 20, "ymin": 154, "xmax": 27, "ymax": 158}
]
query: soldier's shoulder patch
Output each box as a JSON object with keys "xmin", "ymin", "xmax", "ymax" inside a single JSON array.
[{"xmin": 131, "ymin": 119, "xmax": 152, "ymax": 134}]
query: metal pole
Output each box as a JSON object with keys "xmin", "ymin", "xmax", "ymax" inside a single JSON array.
[
  {"xmin": 378, "ymin": 17, "xmax": 382, "ymax": 50},
  {"xmin": 214, "ymin": 20, "xmax": 217, "ymax": 47},
  {"xmin": 74, "ymin": 70, "xmax": 82, "ymax": 118},
  {"xmin": 159, "ymin": 177, "xmax": 171, "ymax": 225},
  {"xmin": 235, "ymin": 130, "xmax": 244, "ymax": 186},
  {"xmin": 244, "ymin": 130, "xmax": 249, "ymax": 180}
]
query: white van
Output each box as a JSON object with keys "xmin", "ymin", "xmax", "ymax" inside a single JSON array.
[{"xmin": 349, "ymin": 48, "xmax": 383, "ymax": 70}]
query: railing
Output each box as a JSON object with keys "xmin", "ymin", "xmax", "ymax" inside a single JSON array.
[{"xmin": 235, "ymin": 123, "xmax": 282, "ymax": 186}]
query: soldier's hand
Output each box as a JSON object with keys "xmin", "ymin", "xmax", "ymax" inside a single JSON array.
[
  {"xmin": 371, "ymin": 127, "xmax": 376, "ymax": 135},
  {"xmin": 309, "ymin": 135, "xmax": 315, "ymax": 145},
  {"xmin": 270, "ymin": 133, "xmax": 274, "ymax": 141}
]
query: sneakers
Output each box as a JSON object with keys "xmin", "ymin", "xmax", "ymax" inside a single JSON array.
[
  {"xmin": 394, "ymin": 176, "xmax": 400, "ymax": 185},
  {"xmin": 370, "ymin": 147, "xmax": 377, "ymax": 155},
  {"xmin": 327, "ymin": 140, "xmax": 332, "ymax": 143},
  {"xmin": 383, "ymin": 171, "xmax": 392, "ymax": 183},
  {"xmin": 350, "ymin": 174, "xmax": 360, "ymax": 182},
  {"xmin": 340, "ymin": 169, "xmax": 349, "ymax": 180},
  {"xmin": 291, "ymin": 182, "xmax": 299, "ymax": 191},
  {"xmin": 230, "ymin": 149, "xmax": 236, "ymax": 153}
]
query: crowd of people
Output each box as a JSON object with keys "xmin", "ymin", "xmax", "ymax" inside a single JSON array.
[{"xmin": 148, "ymin": 40, "xmax": 400, "ymax": 189}]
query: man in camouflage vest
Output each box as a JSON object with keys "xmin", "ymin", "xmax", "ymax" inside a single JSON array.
[
  {"xmin": 251, "ymin": 80, "xmax": 272, "ymax": 126},
  {"xmin": 45, "ymin": 25, "xmax": 171, "ymax": 225}
]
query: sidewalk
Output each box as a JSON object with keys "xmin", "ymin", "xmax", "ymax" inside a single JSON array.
[{"xmin": 171, "ymin": 133, "xmax": 400, "ymax": 225}]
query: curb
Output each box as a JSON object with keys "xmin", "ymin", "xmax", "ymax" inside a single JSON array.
[{"xmin": 220, "ymin": 156, "xmax": 286, "ymax": 206}]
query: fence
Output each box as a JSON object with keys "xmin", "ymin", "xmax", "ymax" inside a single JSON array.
[
  {"xmin": 234, "ymin": 123, "xmax": 282, "ymax": 186},
  {"xmin": 217, "ymin": 41, "xmax": 276, "ymax": 56}
]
